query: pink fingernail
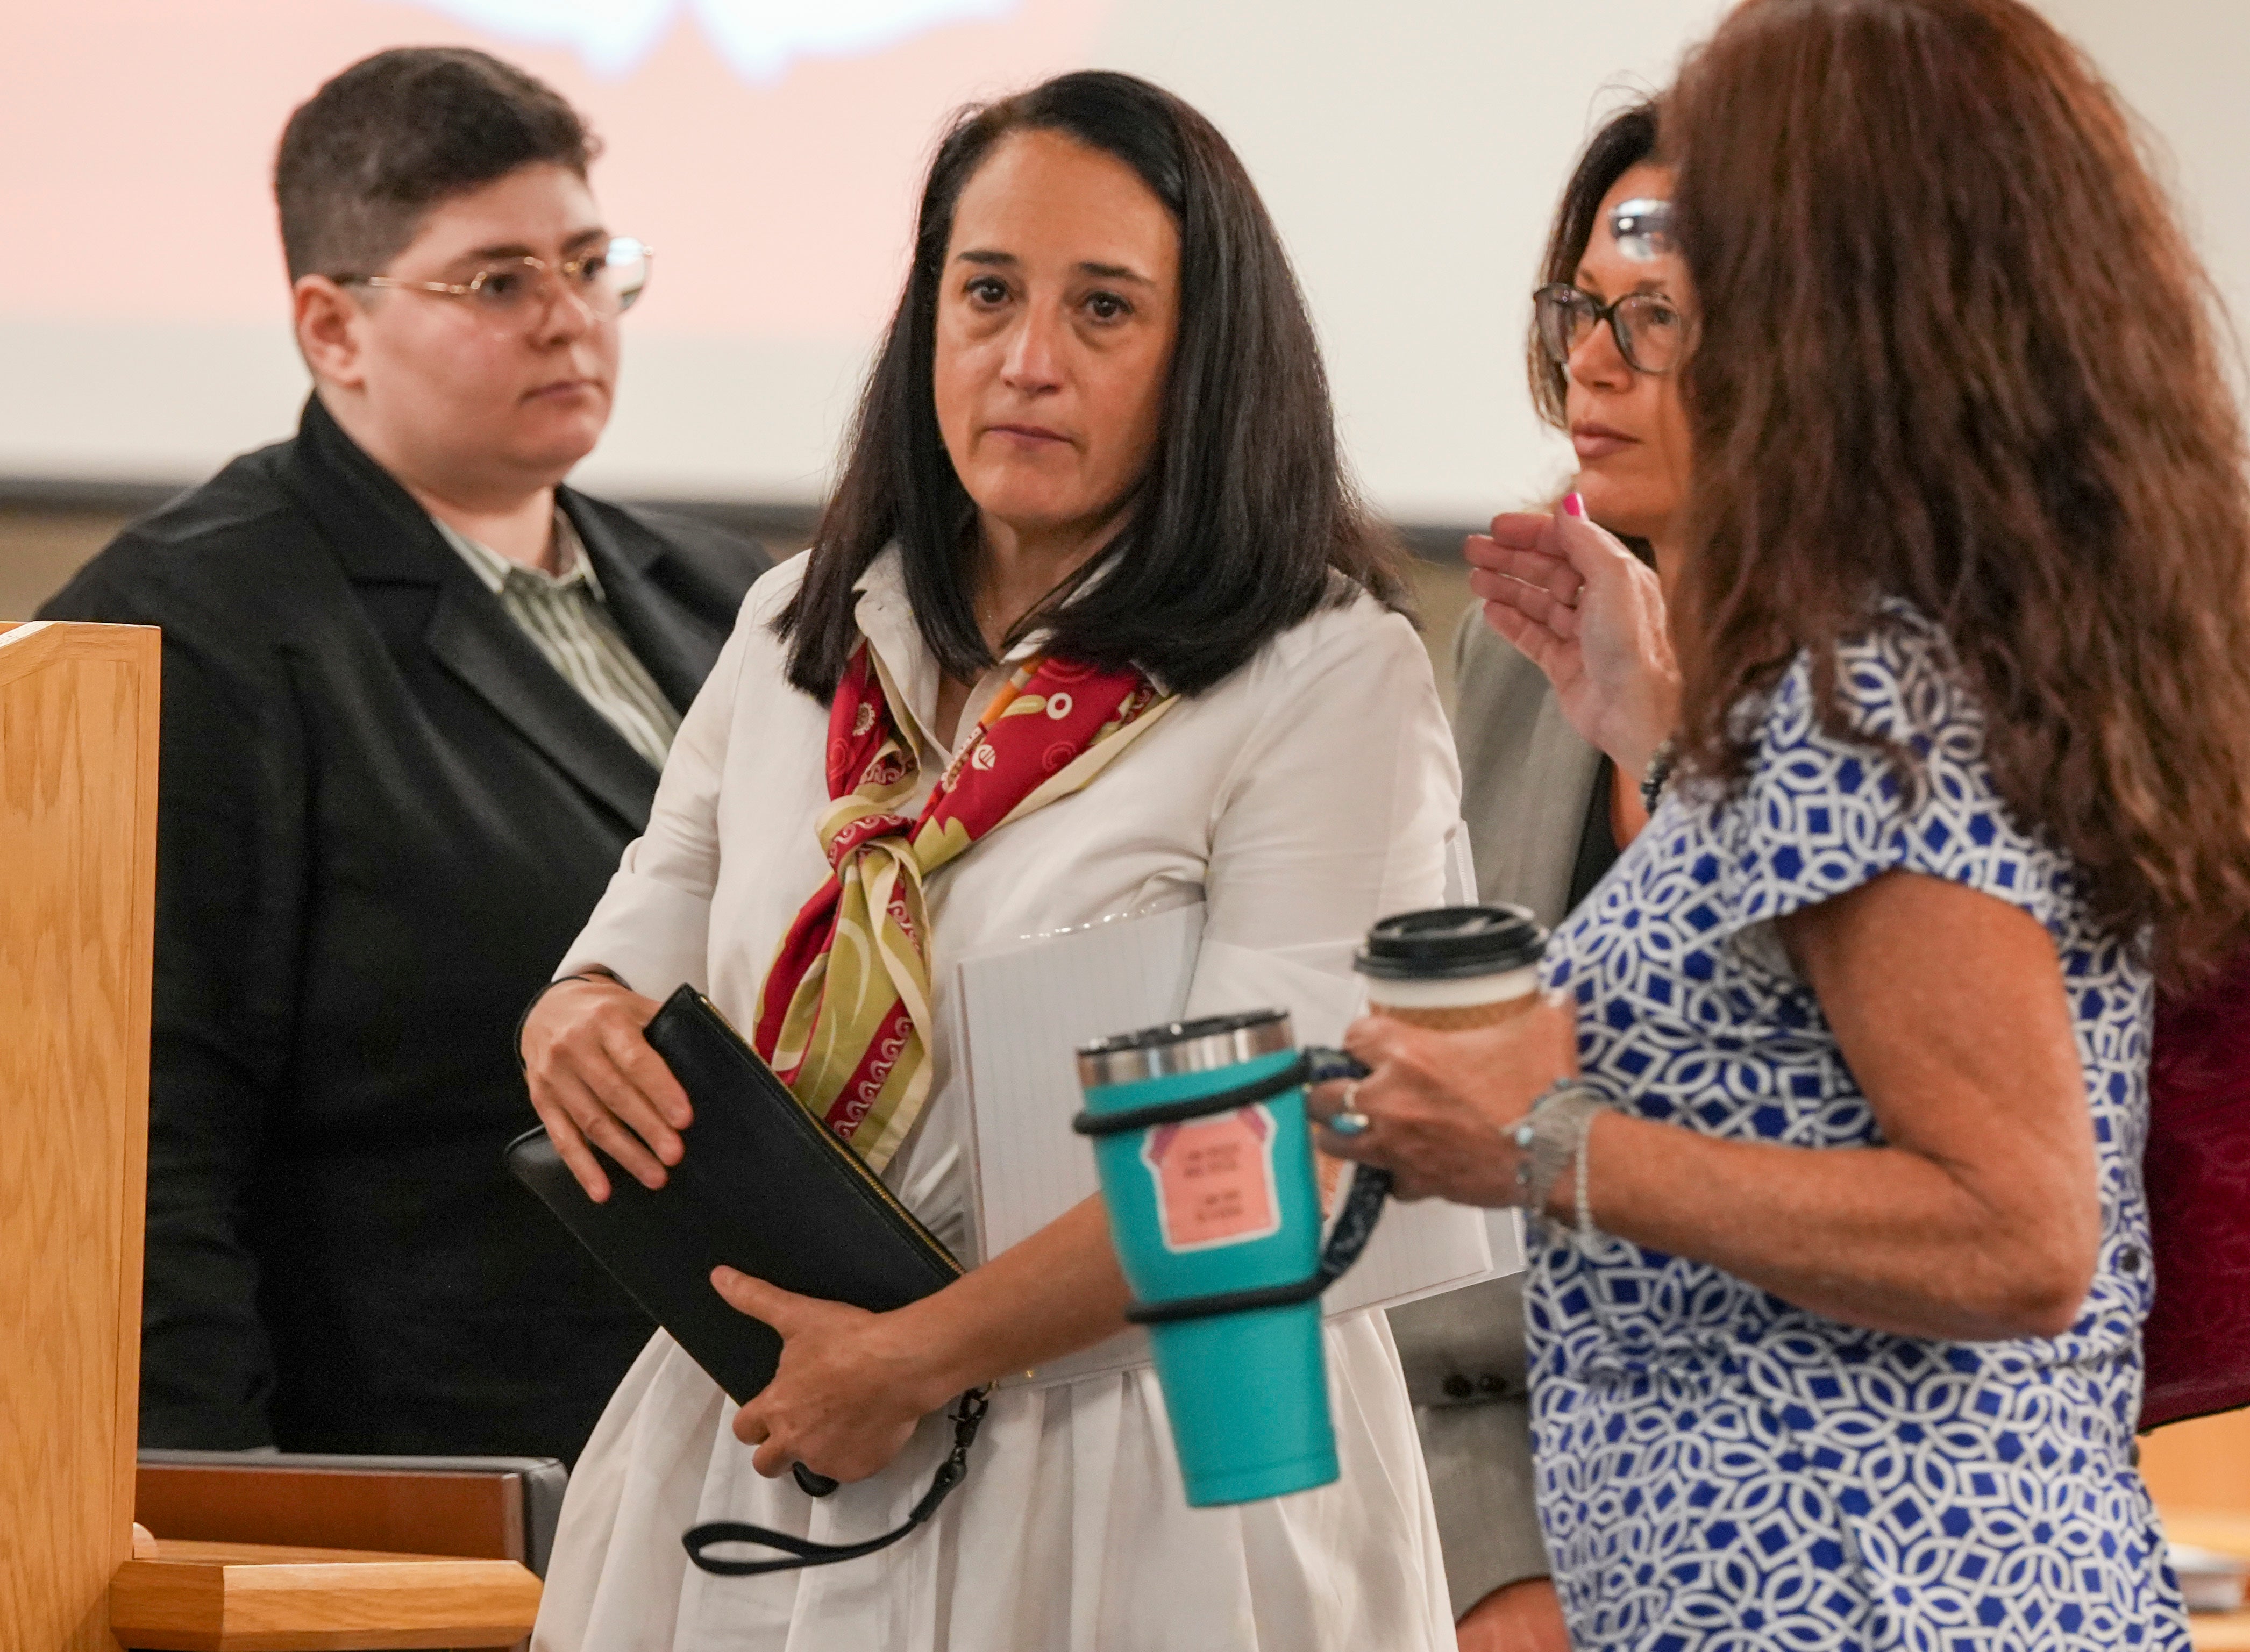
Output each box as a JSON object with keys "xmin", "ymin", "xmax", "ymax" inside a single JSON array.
[{"xmin": 1562, "ymin": 492, "xmax": 1586, "ymax": 518}]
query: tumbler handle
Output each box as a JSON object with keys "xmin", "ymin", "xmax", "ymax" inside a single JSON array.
[
  {"xmin": 1301, "ymin": 1046, "xmax": 1391, "ymax": 1284},
  {"xmin": 1303, "ymin": 1046, "xmax": 1369, "ymax": 1088}
]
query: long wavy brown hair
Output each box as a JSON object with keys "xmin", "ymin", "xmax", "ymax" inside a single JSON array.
[{"xmin": 1665, "ymin": 0, "xmax": 2250, "ymax": 985}]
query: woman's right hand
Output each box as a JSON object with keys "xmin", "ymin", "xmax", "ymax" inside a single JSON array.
[
  {"xmin": 1465, "ymin": 493, "xmax": 1679, "ymax": 777},
  {"xmin": 519, "ymin": 973, "xmax": 694, "ymax": 1202},
  {"xmin": 1310, "ymin": 999, "xmax": 1579, "ymax": 1208}
]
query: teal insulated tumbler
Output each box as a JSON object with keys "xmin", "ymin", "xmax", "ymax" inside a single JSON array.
[{"xmin": 1072, "ymin": 1011, "xmax": 1387, "ymax": 1507}]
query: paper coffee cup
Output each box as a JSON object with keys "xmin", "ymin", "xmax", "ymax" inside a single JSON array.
[{"xmin": 1354, "ymin": 905, "xmax": 1549, "ymax": 1030}]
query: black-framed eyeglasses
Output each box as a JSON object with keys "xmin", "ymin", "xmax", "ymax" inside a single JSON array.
[
  {"xmin": 1534, "ymin": 282, "xmax": 1687, "ymax": 376},
  {"xmin": 333, "ymin": 237, "xmax": 653, "ymax": 332}
]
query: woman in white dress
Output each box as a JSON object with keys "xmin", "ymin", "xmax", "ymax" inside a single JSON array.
[{"xmin": 518, "ymin": 71, "xmax": 1462, "ymax": 1651}]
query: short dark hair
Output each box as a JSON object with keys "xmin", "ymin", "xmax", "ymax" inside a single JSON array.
[
  {"xmin": 1527, "ymin": 101, "xmax": 1660, "ymax": 430},
  {"xmin": 274, "ymin": 47, "xmax": 598, "ymax": 281},
  {"xmin": 775, "ymin": 69, "xmax": 1407, "ymax": 701}
]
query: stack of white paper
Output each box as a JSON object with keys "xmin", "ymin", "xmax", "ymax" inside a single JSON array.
[{"xmin": 952, "ymin": 902, "xmax": 1511, "ymax": 1387}]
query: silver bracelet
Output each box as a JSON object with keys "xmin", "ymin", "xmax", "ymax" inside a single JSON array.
[
  {"xmin": 1571, "ymin": 1101, "xmax": 1603, "ymax": 1241},
  {"xmin": 1511, "ymin": 1080, "xmax": 1608, "ymax": 1222}
]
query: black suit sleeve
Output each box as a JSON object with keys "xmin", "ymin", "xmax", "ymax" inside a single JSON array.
[{"xmin": 42, "ymin": 561, "xmax": 307, "ymax": 1448}]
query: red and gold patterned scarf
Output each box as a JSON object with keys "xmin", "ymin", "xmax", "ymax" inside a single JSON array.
[{"xmin": 752, "ymin": 643, "xmax": 1173, "ymax": 1171}]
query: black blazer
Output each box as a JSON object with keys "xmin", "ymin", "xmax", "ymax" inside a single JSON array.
[{"xmin": 40, "ymin": 397, "xmax": 769, "ymax": 1463}]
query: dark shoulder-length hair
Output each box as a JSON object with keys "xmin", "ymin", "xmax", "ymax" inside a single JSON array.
[
  {"xmin": 774, "ymin": 69, "xmax": 1406, "ymax": 700},
  {"xmin": 1666, "ymin": 0, "xmax": 2250, "ymax": 984},
  {"xmin": 1526, "ymin": 101, "xmax": 1660, "ymax": 431}
]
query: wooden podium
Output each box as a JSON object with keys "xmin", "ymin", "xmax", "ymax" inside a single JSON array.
[
  {"xmin": 0, "ymin": 622, "xmax": 540, "ymax": 1651},
  {"xmin": 2, "ymin": 621, "xmax": 161, "ymax": 1652}
]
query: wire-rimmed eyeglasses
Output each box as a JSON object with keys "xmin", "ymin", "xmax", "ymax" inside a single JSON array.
[
  {"xmin": 1534, "ymin": 282, "xmax": 1687, "ymax": 376},
  {"xmin": 334, "ymin": 237, "xmax": 652, "ymax": 330}
]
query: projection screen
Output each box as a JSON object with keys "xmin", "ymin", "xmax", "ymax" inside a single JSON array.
[{"xmin": 2, "ymin": 0, "xmax": 2243, "ymax": 525}]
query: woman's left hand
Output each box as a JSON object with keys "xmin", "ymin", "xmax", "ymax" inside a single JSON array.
[
  {"xmin": 1468, "ymin": 502, "xmax": 1679, "ymax": 779},
  {"xmin": 1311, "ymin": 998, "xmax": 1580, "ymax": 1207},
  {"xmin": 713, "ymin": 1269, "xmax": 953, "ymax": 1483}
]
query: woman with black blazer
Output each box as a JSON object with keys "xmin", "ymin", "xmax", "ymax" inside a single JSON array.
[{"xmin": 38, "ymin": 50, "xmax": 770, "ymax": 1466}]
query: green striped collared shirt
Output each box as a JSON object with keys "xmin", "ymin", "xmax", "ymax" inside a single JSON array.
[{"xmin": 433, "ymin": 511, "xmax": 682, "ymax": 771}]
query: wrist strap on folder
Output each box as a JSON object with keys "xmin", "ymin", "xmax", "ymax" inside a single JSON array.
[{"xmin": 682, "ymin": 1389, "xmax": 989, "ymax": 1576}]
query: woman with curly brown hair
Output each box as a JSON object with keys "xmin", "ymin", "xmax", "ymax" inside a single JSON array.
[{"xmin": 1318, "ymin": 0, "xmax": 2250, "ymax": 1644}]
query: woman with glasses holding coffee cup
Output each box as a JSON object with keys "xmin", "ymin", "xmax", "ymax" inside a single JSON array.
[
  {"xmin": 1321, "ymin": 1, "xmax": 2250, "ymax": 1645},
  {"xmin": 521, "ymin": 72, "xmax": 1464, "ymax": 1651}
]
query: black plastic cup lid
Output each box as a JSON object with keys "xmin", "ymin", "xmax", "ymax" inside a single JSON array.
[{"xmin": 1354, "ymin": 904, "xmax": 1548, "ymax": 981}]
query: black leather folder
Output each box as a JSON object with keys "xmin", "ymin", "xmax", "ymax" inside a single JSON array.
[{"xmin": 505, "ymin": 986, "xmax": 963, "ymax": 1405}]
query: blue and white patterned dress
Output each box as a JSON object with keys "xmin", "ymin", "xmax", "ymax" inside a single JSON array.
[{"xmin": 1532, "ymin": 607, "xmax": 2189, "ymax": 1650}]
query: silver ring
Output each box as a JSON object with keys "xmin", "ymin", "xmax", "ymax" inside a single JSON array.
[{"xmin": 1329, "ymin": 1083, "xmax": 1371, "ymax": 1137}]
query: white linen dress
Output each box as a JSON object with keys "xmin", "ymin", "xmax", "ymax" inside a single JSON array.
[{"xmin": 532, "ymin": 548, "xmax": 1463, "ymax": 1652}]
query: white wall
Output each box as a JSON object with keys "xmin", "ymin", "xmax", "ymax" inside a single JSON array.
[{"xmin": 1, "ymin": 0, "xmax": 2243, "ymax": 524}]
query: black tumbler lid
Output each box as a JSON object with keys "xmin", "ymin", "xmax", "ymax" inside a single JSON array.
[{"xmin": 1354, "ymin": 904, "xmax": 1548, "ymax": 981}]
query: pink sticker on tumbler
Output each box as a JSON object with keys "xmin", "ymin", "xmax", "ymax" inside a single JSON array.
[{"xmin": 1140, "ymin": 1106, "xmax": 1283, "ymax": 1252}]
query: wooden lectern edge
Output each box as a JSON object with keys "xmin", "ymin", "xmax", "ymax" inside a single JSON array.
[
  {"xmin": 3, "ymin": 617, "xmax": 166, "ymax": 1650},
  {"xmin": 109, "ymin": 1541, "xmax": 542, "ymax": 1651},
  {"xmin": 0, "ymin": 619, "xmax": 161, "ymax": 690},
  {"xmin": 115, "ymin": 620, "xmax": 164, "ymax": 1617}
]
